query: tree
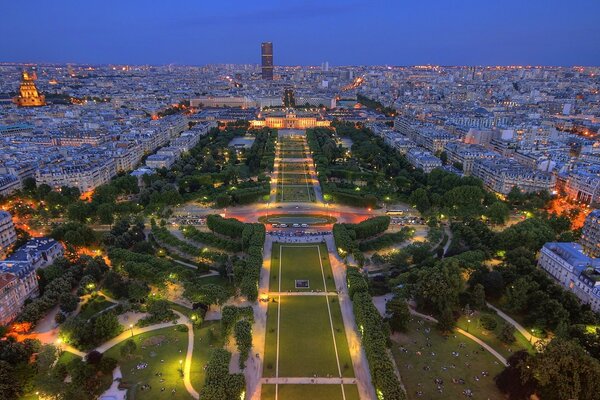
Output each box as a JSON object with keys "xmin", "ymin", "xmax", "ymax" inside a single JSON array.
[
  {"xmin": 59, "ymin": 293, "xmax": 79, "ymax": 313},
  {"xmin": 0, "ymin": 361, "xmax": 21, "ymax": 399},
  {"xmin": 55, "ymin": 312, "xmax": 66, "ymax": 324},
  {"xmin": 495, "ymin": 350, "xmax": 536, "ymax": 399},
  {"xmin": 481, "ymin": 271, "xmax": 505, "ymax": 299},
  {"xmin": 409, "ymin": 188, "xmax": 430, "ymax": 214},
  {"xmin": 120, "ymin": 339, "xmax": 137, "ymax": 358},
  {"xmin": 386, "ymin": 296, "xmax": 410, "ymax": 332},
  {"xmin": 497, "ymin": 322, "xmax": 516, "ymax": 344},
  {"xmin": 471, "ymin": 283, "xmax": 486, "ymax": 310},
  {"xmin": 487, "ymin": 202, "xmax": 510, "ymax": 225},
  {"xmin": 531, "ymin": 338, "xmax": 600, "ymax": 400},
  {"xmin": 197, "ymin": 284, "xmax": 229, "ymax": 306},
  {"xmin": 86, "ymin": 350, "xmax": 103, "ymax": 365},
  {"xmin": 96, "ymin": 203, "xmax": 115, "ymax": 225}
]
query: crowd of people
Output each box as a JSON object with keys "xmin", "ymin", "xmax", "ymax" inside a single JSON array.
[{"xmin": 268, "ymin": 230, "xmax": 331, "ymax": 243}]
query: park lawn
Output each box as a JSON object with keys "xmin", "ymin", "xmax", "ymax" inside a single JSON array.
[
  {"xmin": 104, "ymin": 326, "xmax": 192, "ymax": 400},
  {"xmin": 455, "ymin": 312, "xmax": 534, "ymax": 358},
  {"xmin": 190, "ymin": 320, "xmax": 223, "ymax": 392},
  {"xmin": 277, "ymin": 185, "xmax": 315, "ymax": 202},
  {"xmin": 78, "ymin": 295, "xmax": 114, "ymax": 320},
  {"xmin": 270, "ymin": 243, "xmax": 334, "ymax": 292},
  {"xmin": 392, "ymin": 317, "xmax": 505, "ymax": 400},
  {"xmin": 281, "ymin": 150, "xmax": 306, "ymax": 158},
  {"xmin": 280, "ymin": 173, "xmax": 310, "ymax": 185},
  {"xmin": 261, "ymin": 384, "xmax": 360, "ymax": 400},
  {"xmin": 264, "ymin": 296, "xmax": 353, "ymax": 378},
  {"xmin": 279, "ymin": 162, "xmax": 308, "ymax": 172}
]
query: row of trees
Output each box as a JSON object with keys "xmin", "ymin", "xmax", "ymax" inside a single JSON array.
[
  {"xmin": 334, "ymin": 216, "xmax": 401, "ymax": 262},
  {"xmin": 181, "ymin": 225, "xmax": 242, "ymax": 252},
  {"xmin": 347, "ymin": 268, "xmax": 406, "ymax": 400},
  {"xmin": 198, "ymin": 349, "xmax": 246, "ymax": 400}
]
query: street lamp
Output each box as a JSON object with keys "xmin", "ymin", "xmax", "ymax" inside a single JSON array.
[
  {"xmin": 129, "ymin": 324, "xmax": 134, "ymax": 338},
  {"xmin": 467, "ymin": 319, "xmax": 471, "ymax": 333},
  {"xmin": 178, "ymin": 359, "xmax": 184, "ymax": 377},
  {"xmin": 530, "ymin": 329, "xmax": 535, "ymax": 344}
]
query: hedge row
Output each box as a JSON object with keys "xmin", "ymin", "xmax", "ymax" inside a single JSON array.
[
  {"xmin": 347, "ymin": 268, "xmax": 405, "ymax": 400},
  {"xmin": 358, "ymin": 227, "xmax": 412, "ymax": 252},
  {"xmin": 240, "ymin": 223, "xmax": 265, "ymax": 301},
  {"xmin": 181, "ymin": 226, "xmax": 242, "ymax": 252},
  {"xmin": 151, "ymin": 223, "xmax": 223, "ymax": 263},
  {"xmin": 221, "ymin": 305, "xmax": 254, "ymax": 338},
  {"xmin": 346, "ymin": 216, "xmax": 390, "ymax": 239},
  {"xmin": 207, "ymin": 214, "xmax": 246, "ymax": 239},
  {"xmin": 334, "ymin": 216, "xmax": 392, "ymax": 259},
  {"xmin": 199, "ymin": 348, "xmax": 246, "ymax": 400}
]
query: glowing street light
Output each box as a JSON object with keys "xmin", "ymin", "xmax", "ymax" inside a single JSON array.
[{"xmin": 129, "ymin": 324, "xmax": 134, "ymax": 337}]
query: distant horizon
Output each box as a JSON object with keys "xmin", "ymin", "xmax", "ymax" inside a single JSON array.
[
  {"xmin": 0, "ymin": 61, "xmax": 598, "ymax": 68},
  {"xmin": 1, "ymin": 1, "xmax": 599, "ymax": 66}
]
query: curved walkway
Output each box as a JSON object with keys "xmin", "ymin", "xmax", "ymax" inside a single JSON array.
[
  {"xmin": 486, "ymin": 302, "xmax": 545, "ymax": 346},
  {"xmin": 407, "ymin": 307, "xmax": 508, "ymax": 366},
  {"xmin": 61, "ymin": 310, "xmax": 200, "ymax": 399}
]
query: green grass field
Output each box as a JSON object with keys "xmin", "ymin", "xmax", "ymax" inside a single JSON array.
[
  {"xmin": 263, "ymin": 244, "xmax": 354, "ymax": 385},
  {"xmin": 277, "ymin": 185, "xmax": 315, "ymax": 202},
  {"xmin": 104, "ymin": 326, "xmax": 192, "ymax": 400},
  {"xmin": 280, "ymin": 150, "xmax": 306, "ymax": 158},
  {"xmin": 392, "ymin": 318, "xmax": 505, "ymax": 400},
  {"xmin": 278, "ymin": 162, "xmax": 308, "ymax": 172},
  {"xmin": 261, "ymin": 384, "xmax": 360, "ymax": 400},
  {"xmin": 78, "ymin": 295, "xmax": 114, "ymax": 320},
  {"xmin": 270, "ymin": 243, "xmax": 334, "ymax": 292},
  {"xmin": 455, "ymin": 312, "xmax": 534, "ymax": 358},
  {"xmin": 279, "ymin": 173, "xmax": 310, "ymax": 185},
  {"xmin": 190, "ymin": 320, "xmax": 223, "ymax": 392},
  {"xmin": 263, "ymin": 296, "xmax": 354, "ymax": 378}
]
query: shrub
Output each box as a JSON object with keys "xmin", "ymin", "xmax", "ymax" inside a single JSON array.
[{"xmin": 480, "ymin": 314, "xmax": 498, "ymax": 331}]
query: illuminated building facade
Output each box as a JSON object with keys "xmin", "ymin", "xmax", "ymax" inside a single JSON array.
[
  {"xmin": 250, "ymin": 111, "xmax": 330, "ymax": 129},
  {"xmin": 261, "ymin": 42, "xmax": 274, "ymax": 80},
  {"xmin": 14, "ymin": 71, "xmax": 46, "ymax": 107}
]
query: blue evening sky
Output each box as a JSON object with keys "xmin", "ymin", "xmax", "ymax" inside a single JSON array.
[{"xmin": 1, "ymin": 0, "xmax": 599, "ymax": 66}]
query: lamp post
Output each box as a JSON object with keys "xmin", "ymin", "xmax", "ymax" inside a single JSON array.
[
  {"xmin": 530, "ymin": 329, "xmax": 535, "ymax": 344},
  {"xmin": 467, "ymin": 319, "xmax": 471, "ymax": 333},
  {"xmin": 178, "ymin": 359, "xmax": 183, "ymax": 377},
  {"xmin": 129, "ymin": 324, "xmax": 134, "ymax": 338}
]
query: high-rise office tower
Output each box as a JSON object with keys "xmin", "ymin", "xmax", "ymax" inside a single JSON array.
[{"xmin": 261, "ymin": 42, "xmax": 273, "ymax": 80}]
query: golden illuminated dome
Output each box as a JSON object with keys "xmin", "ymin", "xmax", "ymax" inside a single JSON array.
[{"xmin": 14, "ymin": 70, "xmax": 46, "ymax": 107}]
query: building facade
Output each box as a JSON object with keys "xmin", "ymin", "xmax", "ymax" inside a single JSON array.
[
  {"xmin": 581, "ymin": 209, "xmax": 600, "ymax": 258},
  {"xmin": 0, "ymin": 211, "xmax": 17, "ymax": 259},
  {"xmin": 538, "ymin": 242, "xmax": 600, "ymax": 313},
  {"xmin": 261, "ymin": 42, "xmax": 274, "ymax": 80}
]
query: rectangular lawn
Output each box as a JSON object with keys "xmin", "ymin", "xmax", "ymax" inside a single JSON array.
[
  {"xmin": 263, "ymin": 296, "xmax": 353, "ymax": 378},
  {"xmin": 270, "ymin": 243, "xmax": 334, "ymax": 292},
  {"xmin": 261, "ymin": 384, "xmax": 360, "ymax": 400}
]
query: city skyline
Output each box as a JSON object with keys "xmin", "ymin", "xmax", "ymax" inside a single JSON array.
[{"xmin": 1, "ymin": 0, "xmax": 599, "ymax": 66}]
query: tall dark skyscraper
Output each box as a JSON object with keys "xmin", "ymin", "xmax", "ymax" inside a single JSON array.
[{"xmin": 261, "ymin": 42, "xmax": 273, "ymax": 80}]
